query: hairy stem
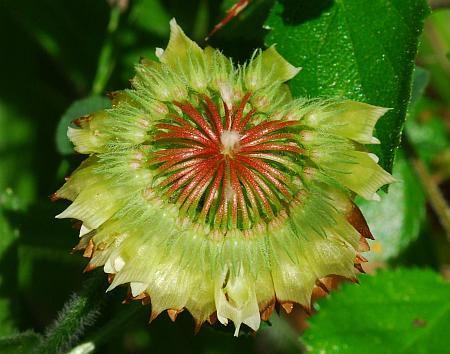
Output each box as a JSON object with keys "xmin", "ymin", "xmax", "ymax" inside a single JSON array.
[{"xmin": 33, "ymin": 273, "xmax": 106, "ymax": 354}]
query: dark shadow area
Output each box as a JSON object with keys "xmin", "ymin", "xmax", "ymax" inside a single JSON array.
[
  {"xmin": 4, "ymin": 202, "xmax": 85, "ymax": 331},
  {"xmin": 208, "ymin": 0, "xmax": 275, "ymax": 62},
  {"xmin": 0, "ymin": 3, "xmax": 106, "ymax": 201},
  {"xmin": 97, "ymin": 309, "xmax": 256, "ymax": 354},
  {"xmin": 161, "ymin": 0, "xmax": 203, "ymax": 38},
  {"xmin": 0, "ymin": 237, "xmax": 20, "ymax": 330},
  {"xmin": 278, "ymin": 0, "xmax": 334, "ymax": 25}
]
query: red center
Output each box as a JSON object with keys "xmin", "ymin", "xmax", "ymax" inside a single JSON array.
[{"xmin": 149, "ymin": 93, "xmax": 303, "ymax": 230}]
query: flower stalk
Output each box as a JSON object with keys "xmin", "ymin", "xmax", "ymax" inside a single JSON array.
[{"xmin": 33, "ymin": 274, "xmax": 105, "ymax": 354}]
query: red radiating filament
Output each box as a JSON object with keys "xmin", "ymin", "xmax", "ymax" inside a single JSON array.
[{"xmin": 150, "ymin": 93, "xmax": 302, "ymax": 229}]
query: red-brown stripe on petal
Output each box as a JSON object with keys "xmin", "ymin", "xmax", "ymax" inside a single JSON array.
[
  {"xmin": 240, "ymin": 120, "xmax": 300, "ymax": 144},
  {"xmin": 231, "ymin": 92, "xmax": 252, "ymax": 131},
  {"xmin": 174, "ymin": 101, "xmax": 219, "ymax": 144}
]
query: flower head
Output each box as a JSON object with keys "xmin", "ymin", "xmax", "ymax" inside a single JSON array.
[{"xmin": 55, "ymin": 19, "xmax": 395, "ymax": 335}]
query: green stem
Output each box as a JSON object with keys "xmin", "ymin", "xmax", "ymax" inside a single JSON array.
[
  {"xmin": 91, "ymin": 5, "xmax": 121, "ymax": 96},
  {"xmin": 33, "ymin": 273, "xmax": 106, "ymax": 354},
  {"xmin": 403, "ymin": 136, "xmax": 450, "ymax": 241}
]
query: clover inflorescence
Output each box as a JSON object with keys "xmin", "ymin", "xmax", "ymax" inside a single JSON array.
[{"xmin": 55, "ymin": 19, "xmax": 395, "ymax": 336}]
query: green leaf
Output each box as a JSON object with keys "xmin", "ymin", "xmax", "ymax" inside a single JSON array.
[
  {"xmin": 56, "ymin": 96, "xmax": 111, "ymax": 155},
  {"xmin": 304, "ymin": 268, "xmax": 450, "ymax": 354},
  {"xmin": 265, "ymin": 0, "xmax": 430, "ymax": 172},
  {"xmin": 356, "ymin": 149, "xmax": 425, "ymax": 262}
]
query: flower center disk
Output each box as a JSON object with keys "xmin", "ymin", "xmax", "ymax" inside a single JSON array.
[{"xmin": 149, "ymin": 92, "xmax": 303, "ymax": 231}]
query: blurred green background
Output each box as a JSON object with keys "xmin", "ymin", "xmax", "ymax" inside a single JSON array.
[{"xmin": 0, "ymin": 1, "xmax": 449, "ymax": 353}]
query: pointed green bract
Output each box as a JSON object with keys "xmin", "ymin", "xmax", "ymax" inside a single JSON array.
[
  {"xmin": 55, "ymin": 19, "xmax": 393, "ymax": 335},
  {"xmin": 244, "ymin": 46, "xmax": 301, "ymax": 91}
]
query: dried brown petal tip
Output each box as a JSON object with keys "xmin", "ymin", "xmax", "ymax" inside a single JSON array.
[
  {"xmin": 149, "ymin": 310, "xmax": 160, "ymax": 323},
  {"xmin": 303, "ymin": 305, "xmax": 312, "ymax": 316},
  {"xmin": 194, "ymin": 320, "xmax": 204, "ymax": 335},
  {"xmin": 49, "ymin": 193, "xmax": 61, "ymax": 202},
  {"xmin": 208, "ymin": 312, "xmax": 218, "ymax": 325},
  {"xmin": 260, "ymin": 300, "xmax": 276, "ymax": 321},
  {"xmin": 72, "ymin": 241, "xmax": 86, "ymax": 253},
  {"xmin": 358, "ymin": 236, "xmax": 371, "ymax": 252},
  {"xmin": 316, "ymin": 280, "xmax": 330, "ymax": 294},
  {"xmin": 347, "ymin": 202, "xmax": 375, "ymax": 239},
  {"xmin": 355, "ymin": 254, "xmax": 368, "ymax": 263},
  {"xmin": 354, "ymin": 263, "xmax": 366, "ymax": 274},
  {"xmin": 281, "ymin": 301, "xmax": 294, "ymax": 314},
  {"xmin": 351, "ymin": 277, "xmax": 360, "ymax": 284},
  {"xmin": 133, "ymin": 292, "xmax": 148, "ymax": 300},
  {"xmin": 72, "ymin": 115, "xmax": 91, "ymax": 127},
  {"xmin": 167, "ymin": 309, "xmax": 183, "ymax": 322},
  {"xmin": 106, "ymin": 91, "xmax": 118, "ymax": 99},
  {"xmin": 83, "ymin": 263, "xmax": 97, "ymax": 273},
  {"xmin": 142, "ymin": 297, "xmax": 151, "ymax": 306},
  {"xmin": 107, "ymin": 273, "xmax": 115, "ymax": 284},
  {"xmin": 82, "ymin": 239, "xmax": 95, "ymax": 258}
]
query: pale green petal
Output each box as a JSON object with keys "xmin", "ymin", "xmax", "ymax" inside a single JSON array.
[
  {"xmin": 55, "ymin": 181, "xmax": 120, "ymax": 229},
  {"xmin": 323, "ymin": 151, "xmax": 397, "ymax": 200},
  {"xmin": 106, "ymin": 223, "xmax": 216, "ymax": 323},
  {"xmin": 269, "ymin": 228, "xmax": 317, "ymax": 306},
  {"xmin": 215, "ymin": 271, "xmax": 261, "ymax": 336},
  {"xmin": 304, "ymin": 101, "xmax": 389, "ymax": 144},
  {"xmin": 69, "ymin": 111, "xmax": 116, "ymax": 154},
  {"xmin": 56, "ymin": 164, "xmax": 151, "ymax": 229},
  {"xmin": 69, "ymin": 105, "xmax": 157, "ymax": 153},
  {"xmin": 55, "ymin": 156, "xmax": 99, "ymax": 201}
]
